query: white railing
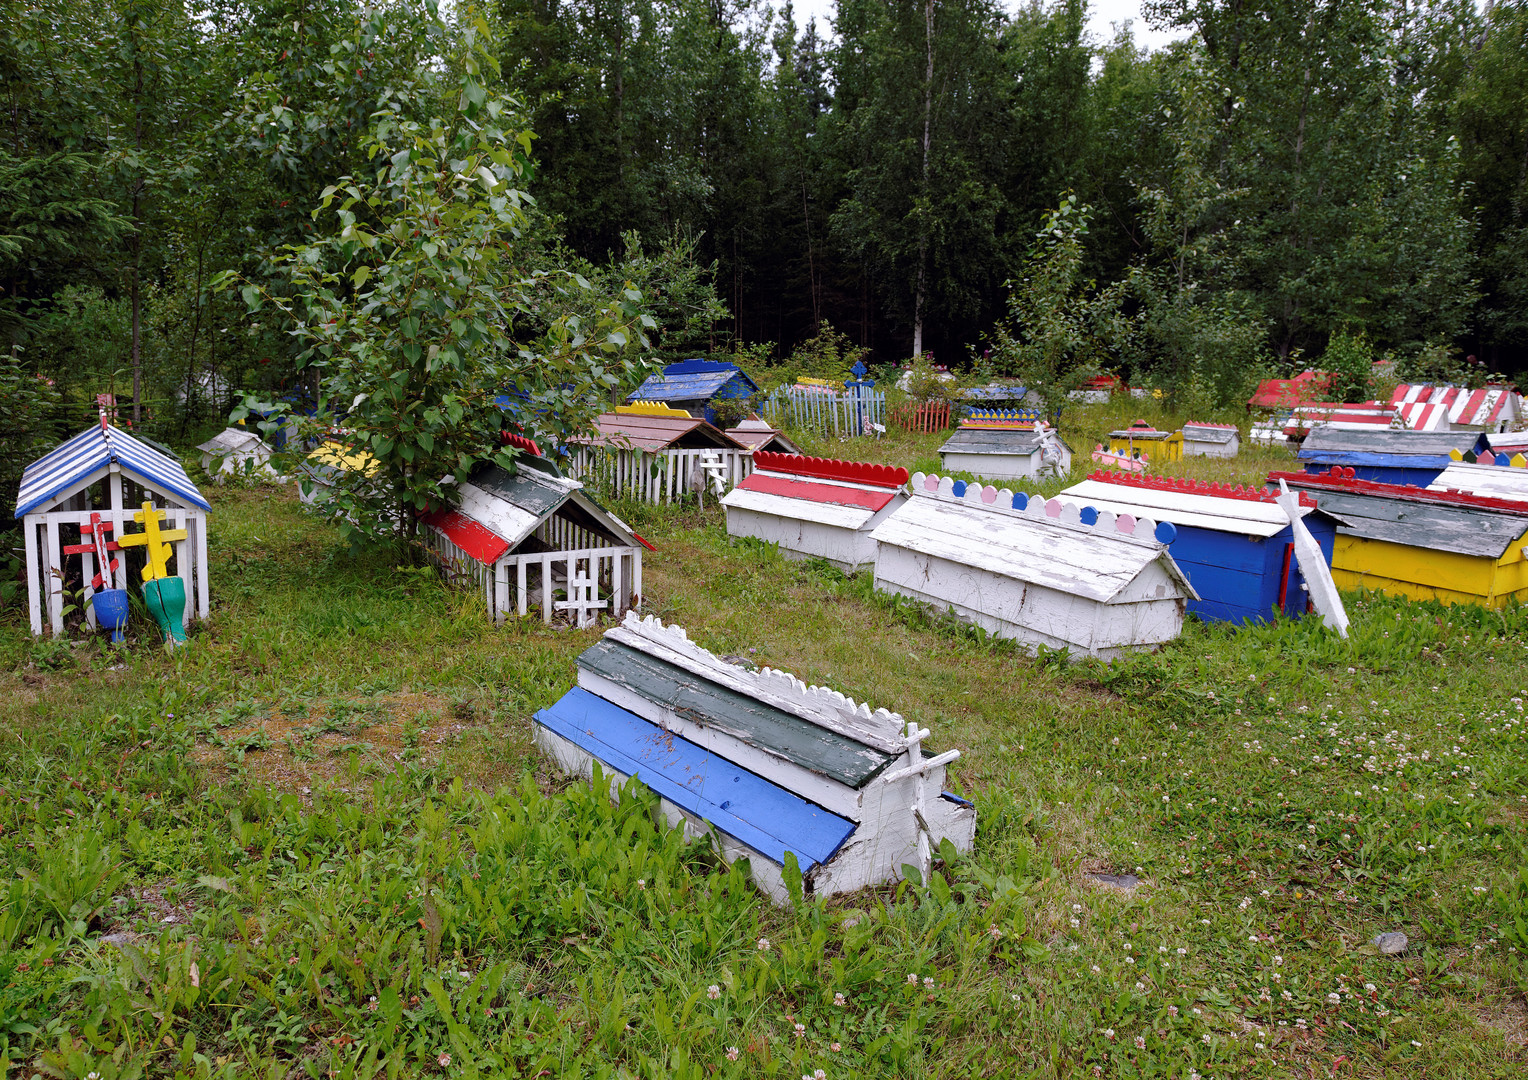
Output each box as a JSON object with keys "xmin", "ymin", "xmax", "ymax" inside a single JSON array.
[
  {"xmin": 424, "ymin": 528, "xmax": 642, "ymax": 628},
  {"xmin": 567, "ymin": 447, "xmax": 755, "ymax": 504},
  {"xmin": 762, "ymin": 385, "xmax": 886, "ymax": 435}
]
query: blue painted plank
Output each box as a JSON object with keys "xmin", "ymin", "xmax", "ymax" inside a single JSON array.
[{"xmin": 535, "ymin": 688, "xmax": 857, "ymax": 869}]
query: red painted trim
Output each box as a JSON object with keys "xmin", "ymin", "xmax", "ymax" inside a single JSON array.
[
  {"xmin": 1277, "ymin": 542, "xmax": 1294, "ymax": 610},
  {"xmin": 753, "ymin": 450, "xmax": 909, "ymax": 488},
  {"xmin": 499, "ymin": 431, "xmax": 542, "ymax": 456},
  {"xmin": 1270, "ymin": 468, "xmax": 1528, "ymax": 516},
  {"xmin": 737, "ymin": 472, "xmax": 898, "ymax": 511},
  {"xmin": 1085, "ymin": 470, "xmax": 1316, "ymax": 508},
  {"xmin": 1184, "ymin": 421, "xmax": 1239, "ymax": 429},
  {"xmin": 421, "ymin": 508, "xmax": 512, "ymax": 565},
  {"xmin": 631, "ymin": 532, "xmax": 657, "ymax": 552}
]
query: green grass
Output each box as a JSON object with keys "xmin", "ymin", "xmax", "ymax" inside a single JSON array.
[{"xmin": 3, "ymin": 413, "xmax": 1527, "ymax": 1078}]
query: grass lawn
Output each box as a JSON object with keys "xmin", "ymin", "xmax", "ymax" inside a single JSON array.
[{"xmin": 3, "ymin": 408, "xmax": 1527, "ymax": 1079}]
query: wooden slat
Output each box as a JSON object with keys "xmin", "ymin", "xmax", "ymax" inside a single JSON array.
[
  {"xmin": 721, "ymin": 486, "xmax": 879, "ymax": 530},
  {"xmin": 577, "ymin": 639, "xmax": 897, "ymax": 788}
]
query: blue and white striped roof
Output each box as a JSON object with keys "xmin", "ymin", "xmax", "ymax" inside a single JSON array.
[{"xmin": 15, "ymin": 421, "xmax": 210, "ymax": 518}]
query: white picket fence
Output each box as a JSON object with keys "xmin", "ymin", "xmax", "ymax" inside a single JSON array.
[
  {"xmin": 762, "ymin": 385, "xmax": 886, "ymax": 435},
  {"xmin": 425, "ymin": 525, "xmax": 643, "ymax": 627},
  {"xmin": 566, "ymin": 446, "xmax": 755, "ymax": 504}
]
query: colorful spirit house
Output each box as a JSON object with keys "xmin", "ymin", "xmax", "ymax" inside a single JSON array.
[
  {"xmin": 534, "ymin": 614, "xmax": 976, "ymax": 903},
  {"xmin": 420, "ymin": 447, "xmax": 649, "ymax": 626},
  {"xmin": 568, "ymin": 402, "xmax": 757, "ymax": 504},
  {"xmin": 1181, "ymin": 422, "xmax": 1241, "ymax": 458},
  {"xmin": 723, "ymin": 416, "xmax": 803, "ymax": 455},
  {"xmin": 1271, "ymin": 467, "xmax": 1528, "ymax": 608},
  {"xmin": 1428, "ymin": 449, "xmax": 1528, "ymax": 503},
  {"xmin": 1105, "ymin": 421, "xmax": 1184, "ymax": 463},
  {"xmin": 1060, "ymin": 473, "xmax": 1341, "ymax": 626},
  {"xmin": 870, "ymin": 474, "xmax": 1196, "ymax": 660},
  {"xmin": 1297, "ymin": 428, "xmax": 1491, "ymax": 487},
  {"xmin": 937, "ymin": 410, "xmax": 1071, "ymax": 481},
  {"xmin": 16, "ymin": 417, "xmax": 210, "ymax": 638},
  {"xmin": 721, "ymin": 453, "xmax": 910, "ymax": 571},
  {"xmin": 625, "ymin": 359, "xmax": 760, "ymax": 425}
]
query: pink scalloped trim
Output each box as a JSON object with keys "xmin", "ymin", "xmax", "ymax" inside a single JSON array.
[
  {"xmin": 1086, "ymin": 469, "xmax": 1316, "ymax": 508},
  {"xmin": 754, "ymin": 450, "xmax": 909, "ymax": 488}
]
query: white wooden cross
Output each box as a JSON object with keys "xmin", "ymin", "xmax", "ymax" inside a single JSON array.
[
  {"xmin": 877, "ymin": 720, "xmax": 962, "ymax": 885},
  {"xmin": 555, "ymin": 571, "xmax": 609, "ymax": 628},
  {"xmin": 696, "ymin": 452, "xmax": 729, "ymax": 508}
]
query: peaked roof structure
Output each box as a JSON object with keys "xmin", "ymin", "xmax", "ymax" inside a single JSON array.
[
  {"xmin": 1248, "ymin": 370, "xmax": 1335, "ymax": 409},
  {"xmin": 626, "ymin": 359, "xmax": 760, "ymax": 406},
  {"xmin": 1181, "ymin": 422, "xmax": 1240, "ymax": 444},
  {"xmin": 724, "ymin": 417, "xmax": 802, "ymax": 454},
  {"xmin": 1298, "ymin": 427, "xmax": 1490, "ymax": 466},
  {"xmin": 421, "ymin": 464, "xmax": 648, "ymax": 567},
  {"xmin": 581, "ymin": 410, "xmax": 746, "ymax": 453},
  {"xmin": 874, "ymin": 473, "xmax": 1195, "ymax": 604},
  {"xmin": 1063, "ymin": 473, "xmax": 1318, "ymax": 538},
  {"xmin": 1391, "ymin": 383, "xmax": 1522, "ymax": 430},
  {"xmin": 16, "ymin": 419, "xmax": 209, "ymax": 518}
]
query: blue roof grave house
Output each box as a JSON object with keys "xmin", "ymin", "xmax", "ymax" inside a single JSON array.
[
  {"xmin": 1297, "ymin": 428, "xmax": 1491, "ymax": 487},
  {"xmin": 534, "ymin": 614, "xmax": 976, "ymax": 903},
  {"xmin": 15, "ymin": 415, "xmax": 211, "ymax": 638},
  {"xmin": 625, "ymin": 359, "xmax": 761, "ymax": 425}
]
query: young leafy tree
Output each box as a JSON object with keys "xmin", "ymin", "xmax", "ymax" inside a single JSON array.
[{"xmin": 218, "ymin": 11, "xmax": 653, "ymax": 548}]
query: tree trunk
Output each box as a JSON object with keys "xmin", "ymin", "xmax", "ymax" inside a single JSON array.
[
  {"xmin": 912, "ymin": 0, "xmax": 934, "ymax": 358},
  {"xmin": 130, "ymin": 45, "xmax": 144, "ymax": 427}
]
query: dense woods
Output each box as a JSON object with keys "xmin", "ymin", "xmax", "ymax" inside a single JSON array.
[{"xmin": 3, "ymin": 0, "xmax": 1527, "ymax": 443}]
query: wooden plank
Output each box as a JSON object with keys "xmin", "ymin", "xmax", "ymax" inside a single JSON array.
[
  {"xmin": 722, "ymin": 486, "xmax": 879, "ymax": 530},
  {"xmin": 577, "ymin": 640, "xmax": 896, "ymax": 787},
  {"xmin": 1305, "ymin": 490, "xmax": 1526, "ymax": 559}
]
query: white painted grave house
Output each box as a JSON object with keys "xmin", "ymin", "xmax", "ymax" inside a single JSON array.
[
  {"xmin": 870, "ymin": 473, "xmax": 1196, "ymax": 659},
  {"xmin": 721, "ymin": 452, "xmax": 909, "ymax": 570},
  {"xmin": 16, "ymin": 417, "xmax": 211, "ymax": 637},
  {"xmin": 421, "ymin": 457, "xmax": 649, "ymax": 626},
  {"xmin": 534, "ymin": 614, "xmax": 976, "ymax": 903},
  {"xmin": 1181, "ymin": 422, "xmax": 1241, "ymax": 458},
  {"xmin": 196, "ymin": 427, "xmax": 278, "ymax": 481}
]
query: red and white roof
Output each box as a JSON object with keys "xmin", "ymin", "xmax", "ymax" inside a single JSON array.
[
  {"xmin": 722, "ymin": 452, "xmax": 908, "ymax": 530},
  {"xmin": 1391, "ymin": 384, "xmax": 1523, "ymax": 431},
  {"xmin": 1282, "ymin": 402, "xmax": 1398, "ymax": 437}
]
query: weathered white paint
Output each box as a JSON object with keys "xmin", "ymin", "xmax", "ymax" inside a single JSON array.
[
  {"xmin": 540, "ymin": 613, "xmax": 976, "ymax": 904},
  {"xmin": 567, "ymin": 446, "xmax": 756, "ymax": 503},
  {"xmin": 1428, "ymin": 462, "xmax": 1528, "ymax": 503},
  {"xmin": 1275, "ymin": 479, "xmax": 1350, "ymax": 637},
  {"xmin": 721, "ymin": 469, "xmax": 907, "ymax": 571},
  {"xmin": 196, "ymin": 428, "xmax": 278, "ymax": 481},
  {"xmin": 870, "ymin": 476, "xmax": 1194, "ymax": 660},
  {"xmin": 1061, "ymin": 478, "xmax": 1306, "ymax": 537}
]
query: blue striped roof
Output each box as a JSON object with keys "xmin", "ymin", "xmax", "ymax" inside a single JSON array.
[{"xmin": 15, "ymin": 422, "xmax": 209, "ymax": 518}]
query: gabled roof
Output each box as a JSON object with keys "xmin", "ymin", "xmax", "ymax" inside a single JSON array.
[
  {"xmin": 871, "ymin": 474, "xmax": 1196, "ymax": 604},
  {"xmin": 723, "ymin": 452, "xmax": 909, "ymax": 530},
  {"xmin": 1428, "ymin": 462, "xmax": 1528, "ymax": 504},
  {"xmin": 726, "ymin": 418, "xmax": 802, "ymax": 454},
  {"xmin": 422, "ymin": 464, "xmax": 648, "ymax": 566},
  {"xmin": 1181, "ymin": 422, "xmax": 1239, "ymax": 444},
  {"xmin": 626, "ymin": 359, "xmax": 760, "ymax": 404},
  {"xmin": 1298, "ymin": 427, "xmax": 1489, "ymax": 465},
  {"xmin": 1272, "ymin": 469, "xmax": 1528, "ymax": 560},
  {"xmin": 1391, "ymin": 384, "xmax": 1522, "ymax": 429},
  {"xmin": 197, "ymin": 428, "xmax": 268, "ymax": 456},
  {"xmin": 1248, "ymin": 371, "xmax": 1334, "ymax": 409},
  {"xmin": 16, "ymin": 420, "xmax": 209, "ymax": 518},
  {"xmin": 1062, "ymin": 474, "xmax": 1323, "ymax": 539},
  {"xmin": 939, "ymin": 426, "xmax": 1066, "ymax": 457},
  {"xmin": 582, "ymin": 412, "xmax": 744, "ymax": 452}
]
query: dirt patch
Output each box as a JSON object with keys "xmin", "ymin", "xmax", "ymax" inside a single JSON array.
[
  {"xmin": 189, "ymin": 691, "xmax": 470, "ymax": 795},
  {"xmin": 1478, "ymin": 997, "xmax": 1528, "ymax": 1050}
]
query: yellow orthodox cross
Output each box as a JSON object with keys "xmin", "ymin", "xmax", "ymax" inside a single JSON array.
[{"xmin": 115, "ymin": 501, "xmax": 187, "ymax": 582}]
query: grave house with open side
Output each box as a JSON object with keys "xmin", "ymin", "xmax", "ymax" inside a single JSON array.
[
  {"xmin": 625, "ymin": 359, "xmax": 761, "ymax": 426},
  {"xmin": 721, "ymin": 452, "xmax": 909, "ymax": 571},
  {"xmin": 1181, "ymin": 422, "xmax": 1241, "ymax": 458},
  {"xmin": 1060, "ymin": 473, "xmax": 1339, "ymax": 626},
  {"xmin": 1427, "ymin": 450, "xmax": 1528, "ymax": 504},
  {"xmin": 937, "ymin": 410, "xmax": 1071, "ymax": 481},
  {"xmin": 1296, "ymin": 427, "xmax": 1491, "ymax": 487},
  {"xmin": 1270, "ymin": 467, "xmax": 1528, "ymax": 608},
  {"xmin": 869, "ymin": 474, "xmax": 1196, "ymax": 660},
  {"xmin": 566, "ymin": 402, "xmax": 756, "ymax": 504},
  {"xmin": 533, "ymin": 614, "xmax": 976, "ymax": 903},
  {"xmin": 420, "ymin": 444, "xmax": 651, "ymax": 626},
  {"xmin": 16, "ymin": 417, "xmax": 210, "ymax": 637}
]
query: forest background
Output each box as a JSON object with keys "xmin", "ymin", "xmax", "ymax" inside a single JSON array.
[{"xmin": 3, "ymin": 0, "xmax": 1528, "ymax": 478}]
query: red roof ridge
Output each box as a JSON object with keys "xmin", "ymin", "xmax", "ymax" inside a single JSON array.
[
  {"xmin": 1183, "ymin": 420, "xmax": 1239, "ymax": 429},
  {"xmin": 500, "ymin": 431, "xmax": 543, "ymax": 456},
  {"xmin": 754, "ymin": 450, "xmax": 909, "ymax": 488},
  {"xmin": 1085, "ymin": 470, "xmax": 1315, "ymax": 507},
  {"xmin": 1270, "ymin": 467, "xmax": 1528, "ymax": 514}
]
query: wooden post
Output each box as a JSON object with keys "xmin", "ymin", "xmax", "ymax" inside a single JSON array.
[
  {"xmin": 24, "ymin": 516, "xmax": 42, "ymax": 636},
  {"xmin": 46, "ymin": 520, "xmax": 63, "ymax": 636}
]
